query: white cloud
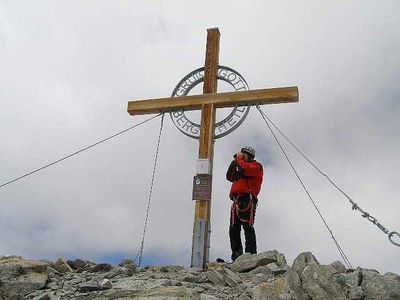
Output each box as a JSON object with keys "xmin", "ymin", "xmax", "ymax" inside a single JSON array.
[{"xmin": 0, "ymin": 0, "xmax": 399, "ymax": 274}]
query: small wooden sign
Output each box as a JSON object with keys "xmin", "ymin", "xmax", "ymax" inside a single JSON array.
[{"xmin": 192, "ymin": 175, "xmax": 212, "ymax": 201}]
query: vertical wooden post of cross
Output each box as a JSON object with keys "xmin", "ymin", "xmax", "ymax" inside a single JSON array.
[{"xmin": 190, "ymin": 28, "xmax": 220, "ymax": 269}]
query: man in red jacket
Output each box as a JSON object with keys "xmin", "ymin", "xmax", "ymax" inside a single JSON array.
[{"xmin": 226, "ymin": 146, "xmax": 263, "ymax": 261}]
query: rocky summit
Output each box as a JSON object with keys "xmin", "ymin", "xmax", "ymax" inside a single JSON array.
[{"xmin": 0, "ymin": 251, "xmax": 399, "ymax": 300}]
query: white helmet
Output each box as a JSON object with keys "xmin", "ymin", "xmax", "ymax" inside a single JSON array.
[{"xmin": 241, "ymin": 146, "xmax": 255, "ymax": 158}]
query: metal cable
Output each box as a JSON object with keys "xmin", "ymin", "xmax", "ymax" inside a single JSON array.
[
  {"xmin": 256, "ymin": 105, "xmax": 353, "ymax": 269},
  {"xmin": 134, "ymin": 113, "xmax": 165, "ymax": 267},
  {"xmin": 257, "ymin": 108, "xmax": 400, "ymax": 248},
  {"xmin": 0, "ymin": 114, "xmax": 162, "ymax": 190}
]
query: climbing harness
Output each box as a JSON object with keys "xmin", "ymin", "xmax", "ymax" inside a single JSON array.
[
  {"xmin": 134, "ymin": 113, "xmax": 165, "ymax": 266},
  {"xmin": 256, "ymin": 105, "xmax": 399, "ymax": 249},
  {"xmin": 231, "ymin": 194, "xmax": 255, "ymax": 226}
]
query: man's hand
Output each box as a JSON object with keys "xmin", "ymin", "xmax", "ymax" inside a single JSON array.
[{"xmin": 236, "ymin": 152, "xmax": 244, "ymax": 159}]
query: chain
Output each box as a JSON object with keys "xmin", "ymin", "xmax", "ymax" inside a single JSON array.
[
  {"xmin": 256, "ymin": 106, "xmax": 400, "ymax": 248},
  {"xmin": 256, "ymin": 105, "xmax": 353, "ymax": 269},
  {"xmin": 351, "ymin": 202, "xmax": 400, "ymax": 247}
]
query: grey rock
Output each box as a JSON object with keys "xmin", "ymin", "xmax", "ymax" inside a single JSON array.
[
  {"xmin": 99, "ymin": 278, "xmax": 112, "ymax": 290},
  {"xmin": 7, "ymin": 294, "xmax": 27, "ymax": 300},
  {"xmin": 361, "ymin": 269, "xmax": 400, "ymax": 300},
  {"xmin": 100, "ymin": 289, "xmax": 139, "ymax": 299},
  {"xmin": 336, "ymin": 267, "xmax": 363, "ymax": 297},
  {"xmin": 117, "ymin": 258, "xmax": 137, "ymax": 275},
  {"xmin": 105, "ymin": 266, "xmax": 134, "ymax": 278},
  {"xmin": 206, "ymin": 269, "xmax": 225, "ymax": 285},
  {"xmin": 90, "ymin": 263, "xmax": 112, "ymax": 272},
  {"xmin": 0, "ymin": 257, "xmax": 48, "ymax": 296},
  {"xmin": 136, "ymin": 286, "xmax": 199, "ymax": 298},
  {"xmin": 53, "ymin": 257, "xmax": 73, "ymax": 274},
  {"xmin": 78, "ymin": 281, "xmax": 101, "ymax": 292},
  {"xmin": 348, "ymin": 286, "xmax": 366, "ymax": 300},
  {"xmin": 66, "ymin": 259, "xmax": 86, "ymax": 270},
  {"xmin": 252, "ymin": 270, "xmax": 309, "ymax": 300},
  {"xmin": 205, "ymin": 267, "xmax": 242, "ymax": 288},
  {"xmin": 37, "ymin": 260, "xmax": 54, "ymax": 268},
  {"xmin": 336, "ymin": 268, "xmax": 363, "ymax": 289},
  {"xmin": 1, "ymin": 250, "xmax": 399, "ymax": 300},
  {"xmin": 46, "ymin": 266, "xmax": 62, "ymax": 276},
  {"xmin": 249, "ymin": 272, "xmax": 275, "ymax": 285},
  {"xmin": 292, "ymin": 252, "xmax": 347, "ymax": 300},
  {"xmin": 250, "ymin": 262, "xmax": 288, "ymax": 276},
  {"xmin": 45, "ymin": 281, "xmax": 59, "ymax": 290},
  {"xmin": 328, "ymin": 260, "xmax": 347, "ymax": 274},
  {"xmin": 182, "ymin": 274, "xmax": 203, "ymax": 283},
  {"xmin": 221, "ymin": 267, "xmax": 242, "ymax": 287},
  {"xmin": 31, "ymin": 293, "xmax": 51, "ymax": 300},
  {"xmin": 231, "ymin": 250, "xmax": 285, "ymax": 273},
  {"xmin": 200, "ymin": 294, "xmax": 219, "ymax": 300},
  {"xmin": 291, "ymin": 252, "xmax": 319, "ymax": 274}
]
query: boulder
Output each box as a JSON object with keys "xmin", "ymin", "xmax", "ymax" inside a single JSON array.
[
  {"xmin": 327, "ymin": 260, "xmax": 347, "ymax": 274},
  {"xmin": 361, "ymin": 269, "xmax": 400, "ymax": 299},
  {"xmin": 135, "ymin": 286, "xmax": 199, "ymax": 298},
  {"xmin": 206, "ymin": 269, "xmax": 225, "ymax": 285},
  {"xmin": 118, "ymin": 258, "xmax": 137, "ymax": 275},
  {"xmin": 53, "ymin": 257, "xmax": 73, "ymax": 273},
  {"xmin": 348, "ymin": 286, "xmax": 366, "ymax": 300},
  {"xmin": 292, "ymin": 252, "xmax": 347, "ymax": 300},
  {"xmin": 106, "ymin": 266, "xmax": 135, "ymax": 278},
  {"xmin": 99, "ymin": 278, "xmax": 112, "ymax": 290},
  {"xmin": 66, "ymin": 259, "xmax": 86, "ymax": 270},
  {"xmin": 7, "ymin": 294, "xmax": 26, "ymax": 300},
  {"xmin": 200, "ymin": 294, "xmax": 219, "ymax": 300},
  {"xmin": 252, "ymin": 269, "xmax": 308, "ymax": 300},
  {"xmin": 250, "ymin": 262, "xmax": 288, "ymax": 276},
  {"xmin": 78, "ymin": 281, "xmax": 101, "ymax": 292},
  {"xmin": 90, "ymin": 263, "xmax": 112, "ymax": 272},
  {"xmin": 336, "ymin": 267, "xmax": 363, "ymax": 297},
  {"xmin": 0, "ymin": 256, "xmax": 48, "ymax": 296},
  {"xmin": 205, "ymin": 267, "xmax": 242, "ymax": 287},
  {"xmin": 101, "ymin": 289, "xmax": 139, "ymax": 299},
  {"xmin": 78, "ymin": 278, "xmax": 112, "ymax": 292},
  {"xmin": 231, "ymin": 250, "xmax": 287, "ymax": 273},
  {"xmin": 30, "ymin": 292, "xmax": 51, "ymax": 300}
]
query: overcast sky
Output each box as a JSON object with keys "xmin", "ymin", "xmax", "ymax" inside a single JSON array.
[{"xmin": 1, "ymin": 0, "xmax": 399, "ymax": 274}]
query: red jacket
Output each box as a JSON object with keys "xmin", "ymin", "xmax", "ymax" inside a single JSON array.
[{"xmin": 226, "ymin": 157, "xmax": 263, "ymax": 199}]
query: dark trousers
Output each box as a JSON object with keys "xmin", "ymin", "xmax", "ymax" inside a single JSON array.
[{"xmin": 229, "ymin": 194, "xmax": 257, "ymax": 261}]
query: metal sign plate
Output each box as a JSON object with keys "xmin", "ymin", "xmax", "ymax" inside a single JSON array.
[
  {"xmin": 192, "ymin": 175, "xmax": 212, "ymax": 201},
  {"xmin": 170, "ymin": 66, "xmax": 250, "ymax": 139}
]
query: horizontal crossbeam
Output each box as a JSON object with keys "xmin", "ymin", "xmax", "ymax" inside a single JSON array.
[{"xmin": 127, "ymin": 86, "xmax": 298, "ymax": 115}]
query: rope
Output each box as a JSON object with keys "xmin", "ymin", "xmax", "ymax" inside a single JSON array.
[
  {"xmin": 256, "ymin": 105, "xmax": 353, "ymax": 269},
  {"xmin": 257, "ymin": 107, "xmax": 399, "ymax": 248},
  {"xmin": 134, "ymin": 113, "xmax": 165, "ymax": 266},
  {"xmin": 0, "ymin": 114, "xmax": 162, "ymax": 190}
]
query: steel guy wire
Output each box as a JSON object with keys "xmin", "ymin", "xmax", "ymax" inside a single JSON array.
[
  {"xmin": 0, "ymin": 113, "xmax": 162, "ymax": 190},
  {"xmin": 134, "ymin": 113, "xmax": 165, "ymax": 267},
  {"xmin": 256, "ymin": 105, "xmax": 353, "ymax": 269},
  {"xmin": 257, "ymin": 107, "xmax": 400, "ymax": 248}
]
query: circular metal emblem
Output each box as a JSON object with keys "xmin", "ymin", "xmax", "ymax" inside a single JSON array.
[{"xmin": 170, "ymin": 66, "xmax": 250, "ymax": 139}]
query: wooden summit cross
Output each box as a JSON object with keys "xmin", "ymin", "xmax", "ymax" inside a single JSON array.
[{"xmin": 127, "ymin": 28, "xmax": 298, "ymax": 269}]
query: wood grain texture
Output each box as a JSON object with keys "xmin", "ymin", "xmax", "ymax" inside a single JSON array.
[
  {"xmin": 202, "ymin": 28, "xmax": 220, "ymax": 94},
  {"xmin": 127, "ymin": 87, "xmax": 299, "ymax": 115},
  {"xmin": 191, "ymin": 28, "xmax": 219, "ymax": 269}
]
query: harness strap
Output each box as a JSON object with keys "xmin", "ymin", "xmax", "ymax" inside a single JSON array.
[{"xmin": 231, "ymin": 194, "xmax": 255, "ymax": 226}]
